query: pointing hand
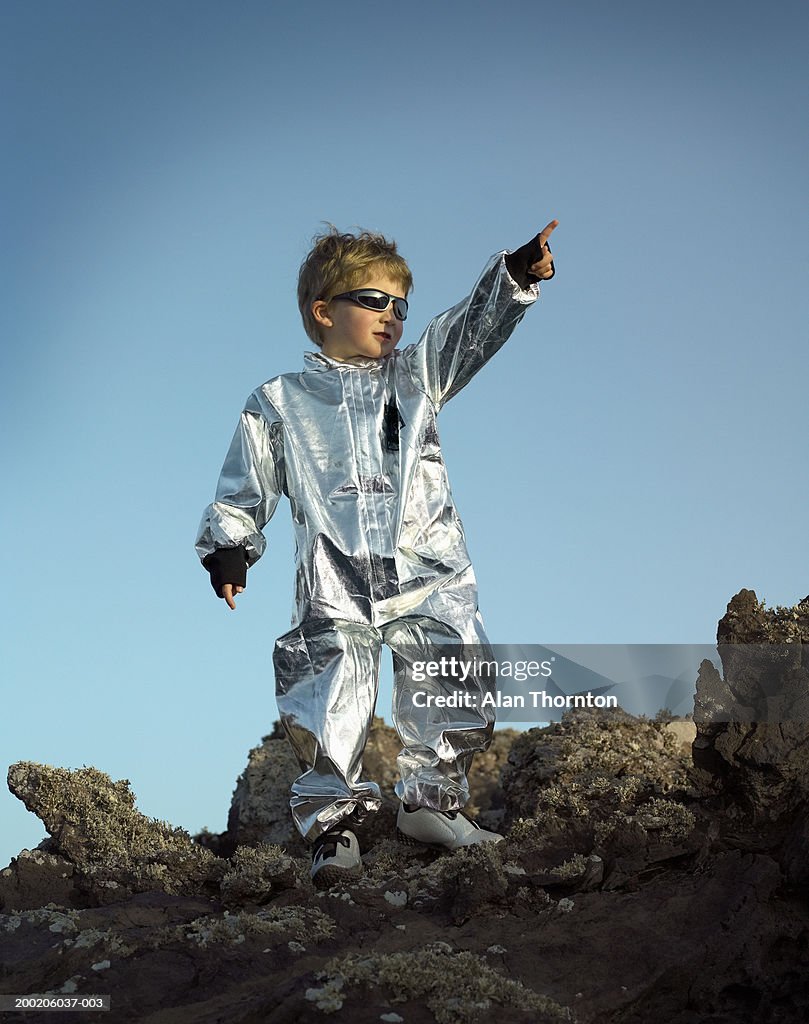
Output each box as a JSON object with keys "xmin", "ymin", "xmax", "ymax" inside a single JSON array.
[{"xmin": 528, "ymin": 220, "xmax": 558, "ymax": 280}]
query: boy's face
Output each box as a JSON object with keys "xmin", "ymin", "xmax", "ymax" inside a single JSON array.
[{"xmin": 315, "ymin": 271, "xmax": 407, "ymax": 361}]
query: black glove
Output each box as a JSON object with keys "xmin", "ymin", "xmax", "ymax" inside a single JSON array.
[
  {"xmin": 505, "ymin": 235, "xmax": 555, "ymax": 289},
  {"xmin": 202, "ymin": 546, "xmax": 248, "ymax": 597}
]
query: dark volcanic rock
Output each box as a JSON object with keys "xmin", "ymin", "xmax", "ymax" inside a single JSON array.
[
  {"xmin": 2, "ymin": 589, "xmax": 808, "ymax": 1023},
  {"xmin": 693, "ymin": 589, "xmax": 809, "ymax": 883}
]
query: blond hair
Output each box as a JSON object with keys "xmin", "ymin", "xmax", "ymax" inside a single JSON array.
[{"xmin": 297, "ymin": 225, "xmax": 413, "ymax": 345}]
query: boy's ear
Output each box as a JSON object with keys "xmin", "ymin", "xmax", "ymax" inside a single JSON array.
[{"xmin": 311, "ymin": 299, "xmax": 333, "ymax": 330}]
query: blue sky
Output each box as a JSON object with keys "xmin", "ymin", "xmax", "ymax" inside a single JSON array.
[{"xmin": 2, "ymin": 0, "xmax": 807, "ymax": 867}]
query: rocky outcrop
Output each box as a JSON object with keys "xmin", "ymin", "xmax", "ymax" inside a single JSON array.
[
  {"xmin": 500, "ymin": 709, "xmax": 699, "ymax": 892},
  {"xmin": 6, "ymin": 764, "xmax": 225, "ymax": 899},
  {"xmin": 693, "ymin": 588, "xmax": 809, "ymax": 883},
  {"xmin": 2, "ymin": 589, "xmax": 808, "ymax": 1023}
]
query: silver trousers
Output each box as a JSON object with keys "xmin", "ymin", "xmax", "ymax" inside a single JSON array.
[{"xmin": 273, "ymin": 603, "xmax": 495, "ymax": 842}]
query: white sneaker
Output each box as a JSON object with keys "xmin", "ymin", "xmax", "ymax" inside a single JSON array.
[
  {"xmin": 396, "ymin": 803, "xmax": 504, "ymax": 849},
  {"xmin": 310, "ymin": 828, "xmax": 362, "ymax": 887}
]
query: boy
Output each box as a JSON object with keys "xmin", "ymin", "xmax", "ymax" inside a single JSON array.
[{"xmin": 196, "ymin": 221, "xmax": 557, "ymax": 887}]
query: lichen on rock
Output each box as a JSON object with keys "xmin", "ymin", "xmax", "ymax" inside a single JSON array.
[
  {"xmin": 1, "ymin": 903, "xmax": 80, "ymax": 935},
  {"xmin": 219, "ymin": 842, "xmax": 302, "ymax": 906},
  {"xmin": 319, "ymin": 942, "xmax": 573, "ymax": 1023},
  {"xmin": 633, "ymin": 797, "xmax": 695, "ymax": 844},
  {"xmin": 501, "ymin": 708, "xmax": 697, "ymax": 885},
  {"xmin": 173, "ymin": 905, "xmax": 335, "ymax": 949},
  {"xmin": 6, "ymin": 763, "xmax": 224, "ymax": 895}
]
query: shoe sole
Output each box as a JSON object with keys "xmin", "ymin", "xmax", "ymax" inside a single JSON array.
[
  {"xmin": 396, "ymin": 827, "xmax": 459, "ymax": 850},
  {"xmin": 396, "ymin": 826, "xmax": 504, "ymax": 850},
  {"xmin": 311, "ymin": 863, "xmax": 363, "ymax": 888}
]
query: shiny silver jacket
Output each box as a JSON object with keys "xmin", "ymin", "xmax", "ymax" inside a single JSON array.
[{"xmin": 195, "ymin": 253, "xmax": 538, "ymax": 627}]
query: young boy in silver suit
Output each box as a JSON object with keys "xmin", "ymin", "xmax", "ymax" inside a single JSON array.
[{"xmin": 196, "ymin": 219, "xmax": 558, "ymax": 886}]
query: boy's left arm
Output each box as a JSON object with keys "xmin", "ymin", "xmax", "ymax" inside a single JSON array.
[{"xmin": 401, "ymin": 220, "xmax": 558, "ymax": 409}]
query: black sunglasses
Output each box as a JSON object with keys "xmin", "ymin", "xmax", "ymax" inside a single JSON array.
[{"xmin": 331, "ymin": 288, "xmax": 408, "ymax": 321}]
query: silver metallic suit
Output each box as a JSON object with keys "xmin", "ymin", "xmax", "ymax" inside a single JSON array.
[{"xmin": 196, "ymin": 253, "xmax": 539, "ymax": 840}]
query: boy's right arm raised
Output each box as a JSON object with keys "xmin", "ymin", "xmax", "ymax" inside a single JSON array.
[
  {"xmin": 400, "ymin": 221, "xmax": 557, "ymax": 411},
  {"xmin": 195, "ymin": 391, "xmax": 285, "ymax": 608}
]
